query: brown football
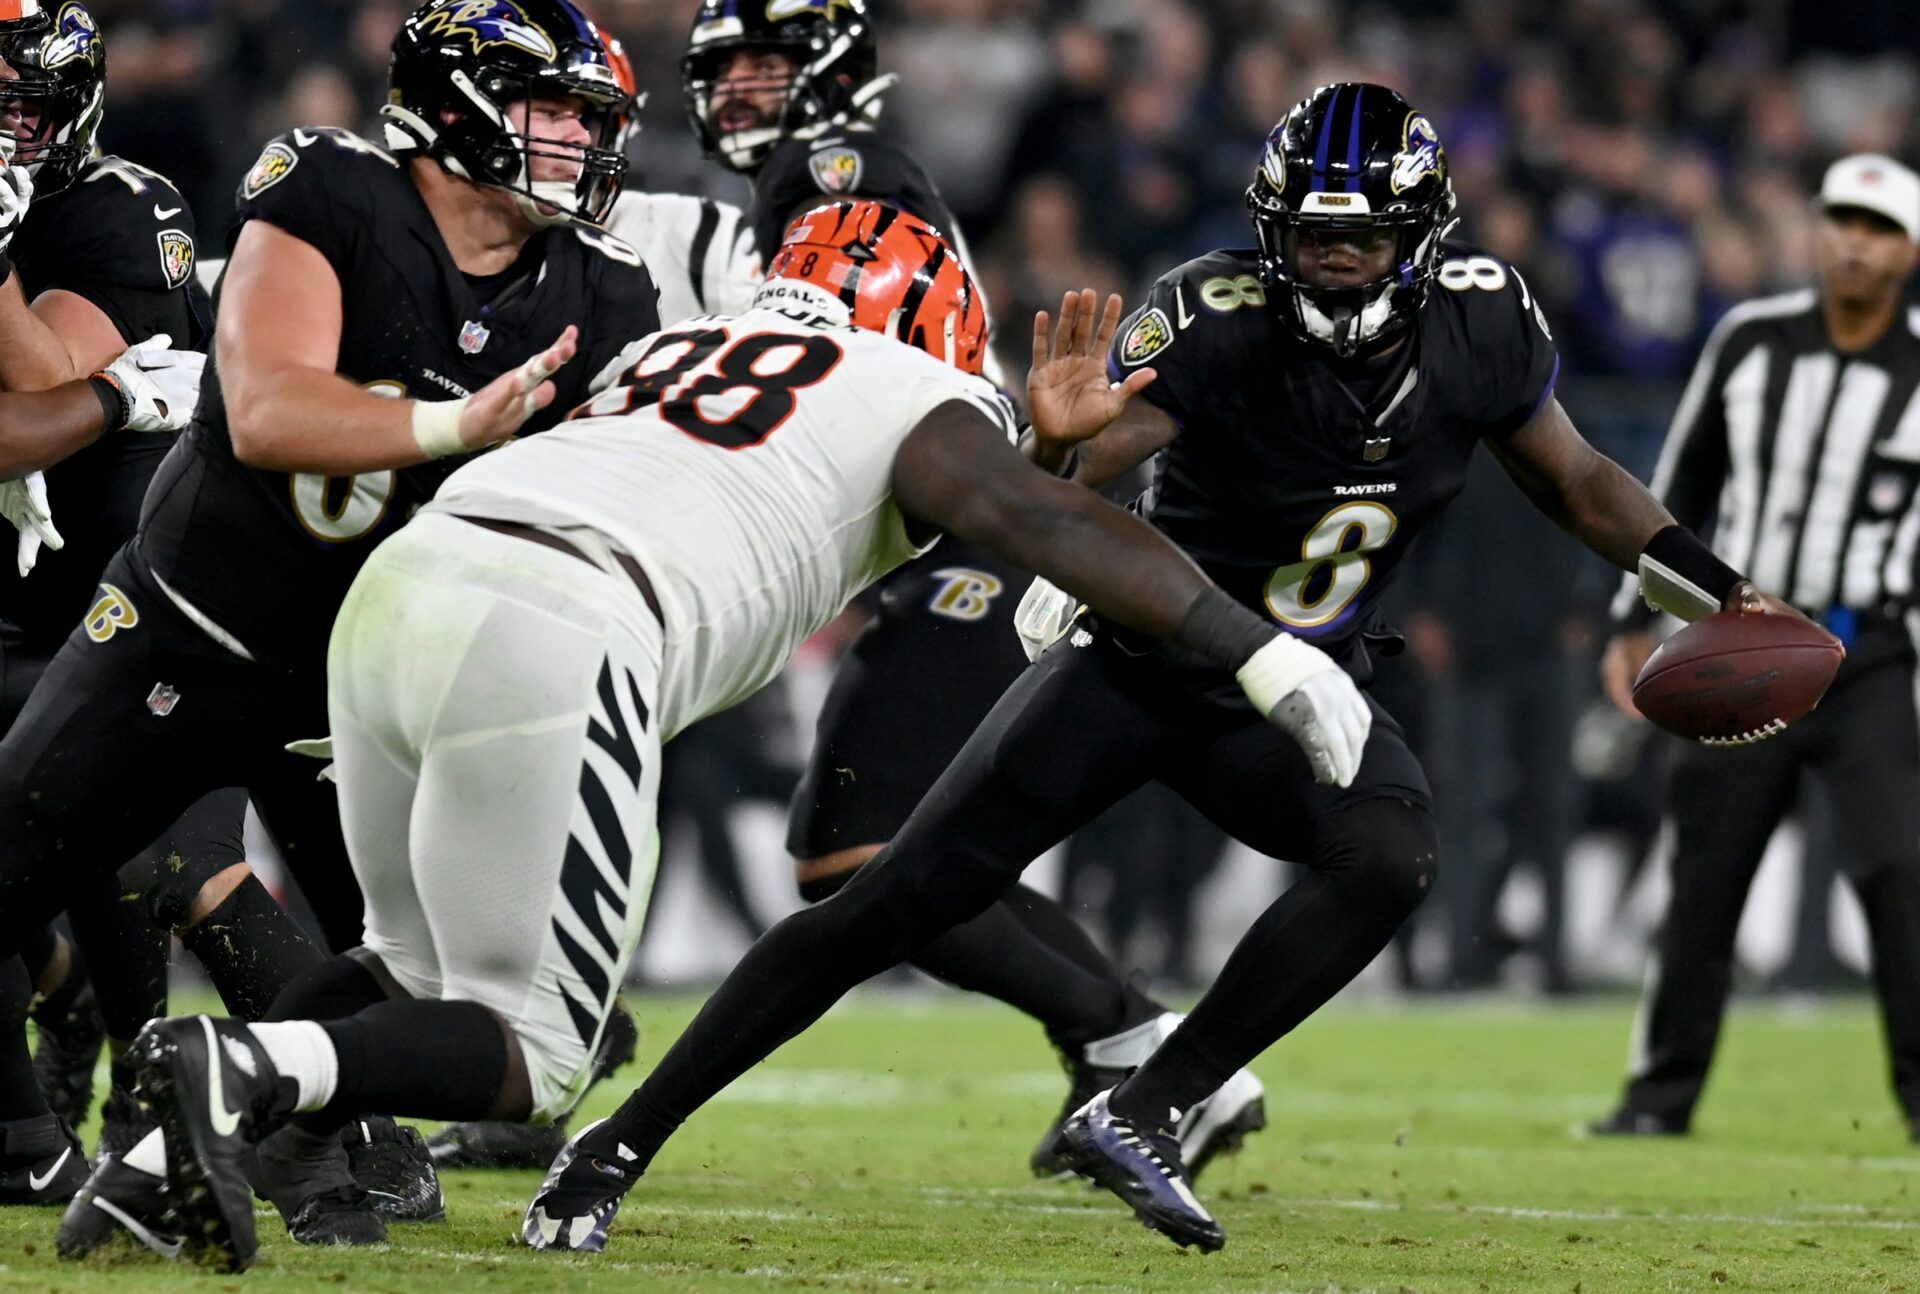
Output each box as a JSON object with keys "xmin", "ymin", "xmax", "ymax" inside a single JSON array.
[{"xmin": 1632, "ymin": 611, "xmax": 1845, "ymax": 744}]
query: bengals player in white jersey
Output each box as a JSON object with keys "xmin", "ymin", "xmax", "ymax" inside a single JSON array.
[{"xmin": 125, "ymin": 199, "xmax": 1368, "ymax": 1271}]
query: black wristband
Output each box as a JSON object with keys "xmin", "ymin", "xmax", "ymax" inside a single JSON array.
[
  {"xmin": 1640, "ymin": 524, "xmax": 1744, "ymax": 615},
  {"xmin": 87, "ymin": 374, "xmax": 127, "ymax": 432},
  {"xmin": 1173, "ymin": 587, "xmax": 1278, "ymax": 669}
]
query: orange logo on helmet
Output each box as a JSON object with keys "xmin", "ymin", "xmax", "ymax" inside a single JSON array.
[{"xmin": 768, "ymin": 201, "xmax": 988, "ymax": 375}]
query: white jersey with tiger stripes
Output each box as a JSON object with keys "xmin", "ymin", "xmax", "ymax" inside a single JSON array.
[
  {"xmin": 603, "ymin": 190, "xmax": 761, "ymax": 326},
  {"xmin": 427, "ymin": 301, "xmax": 1012, "ymax": 738}
]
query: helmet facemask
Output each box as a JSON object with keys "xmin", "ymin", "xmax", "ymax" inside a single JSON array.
[
  {"xmin": 0, "ymin": 1, "xmax": 105, "ymax": 196},
  {"xmin": 680, "ymin": 0, "xmax": 884, "ymax": 174},
  {"xmin": 382, "ymin": 1, "xmax": 629, "ymax": 228},
  {"xmin": 1248, "ymin": 188, "xmax": 1454, "ymax": 359}
]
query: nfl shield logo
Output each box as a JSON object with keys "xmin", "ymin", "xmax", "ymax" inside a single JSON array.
[
  {"xmin": 147, "ymin": 683, "xmax": 181, "ymax": 717},
  {"xmin": 459, "ymin": 319, "xmax": 490, "ymax": 355}
]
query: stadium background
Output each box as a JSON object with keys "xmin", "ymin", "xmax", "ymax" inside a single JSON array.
[{"xmin": 86, "ymin": 0, "xmax": 1920, "ymax": 992}]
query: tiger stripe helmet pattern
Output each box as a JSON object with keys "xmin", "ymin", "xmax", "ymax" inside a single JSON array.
[{"xmin": 767, "ymin": 200, "xmax": 988, "ymax": 376}]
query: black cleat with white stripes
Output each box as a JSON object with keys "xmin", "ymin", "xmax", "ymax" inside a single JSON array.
[{"xmin": 1052, "ymin": 1090, "xmax": 1224, "ymax": 1253}]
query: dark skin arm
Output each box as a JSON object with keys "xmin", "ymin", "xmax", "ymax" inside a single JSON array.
[
  {"xmin": 0, "ymin": 379, "xmax": 120, "ymax": 478},
  {"xmin": 892, "ymin": 398, "xmax": 1221, "ymax": 647},
  {"xmin": 1023, "ymin": 289, "xmax": 1179, "ymax": 486},
  {"xmin": 1488, "ymin": 396, "xmax": 1800, "ymax": 710}
]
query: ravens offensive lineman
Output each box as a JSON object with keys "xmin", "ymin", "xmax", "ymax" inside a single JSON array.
[
  {"xmin": 0, "ymin": 0, "xmax": 220, "ymax": 1203},
  {"xmin": 519, "ymin": 84, "xmax": 1807, "ymax": 1257},
  {"xmin": 5, "ymin": 0, "xmax": 657, "ymax": 1250},
  {"xmin": 690, "ymin": 0, "xmax": 1252, "ymax": 1167}
]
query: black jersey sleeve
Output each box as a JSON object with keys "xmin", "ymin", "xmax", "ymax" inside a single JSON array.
[
  {"xmin": 1443, "ymin": 247, "xmax": 1560, "ymax": 440},
  {"xmin": 551, "ymin": 224, "xmax": 662, "ymax": 425},
  {"xmin": 23, "ymin": 158, "xmax": 198, "ymax": 348},
  {"xmin": 1103, "ymin": 252, "xmax": 1253, "ymax": 432},
  {"xmin": 746, "ymin": 131, "xmax": 956, "ymax": 258},
  {"xmin": 231, "ymin": 128, "xmax": 398, "ymax": 272}
]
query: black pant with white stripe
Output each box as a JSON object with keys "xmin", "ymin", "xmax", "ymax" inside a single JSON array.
[{"xmin": 1621, "ymin": 618, "xmax": 1920, "ymax": 1128}]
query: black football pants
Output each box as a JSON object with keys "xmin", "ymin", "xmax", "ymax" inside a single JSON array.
[
  {"xmin": 1621, "ymin": 620, "xmax": 1920, "ymax": 1126},
  {"xmin": 0, "ymin": 542, "xmax": 362, "ymax": 960},
  {"xmin": 614, "ymin": 625, "xmax": 1439, "ymax": 1163}
]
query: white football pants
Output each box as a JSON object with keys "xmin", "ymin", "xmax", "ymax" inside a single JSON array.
[{"xmin": 327, "ymin": 512, "xmax": 663, "ymax": 1120}]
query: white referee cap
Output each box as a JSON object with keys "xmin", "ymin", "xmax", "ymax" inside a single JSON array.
[{"xmin": 1819, "ymin": 154, "xmax": 1920, "ymax": 243}]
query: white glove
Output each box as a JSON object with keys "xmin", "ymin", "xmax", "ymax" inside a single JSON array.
[
  {"xmin": 0, "ymin": 161, "xmax": 31, "ymax": 257},
  {"xmin": 98, "ymin": 334, "xmax": 206, "ymax": 433},
  {"xmin": 0, "ymin": 472, "xmax": 61, "ymax": 577},
  {"xmin": 1014, "ymin": 576, "xmax": 1082, "ymax": 662},
  {"xmin": 1236, "ymin": 634, "xmax": 1373, "ymax": 787}
]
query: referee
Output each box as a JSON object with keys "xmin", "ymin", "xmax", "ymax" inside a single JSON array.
[{"xmin": 1593, "ymin": 154, "xmax": 1920, "ymax": 1139}]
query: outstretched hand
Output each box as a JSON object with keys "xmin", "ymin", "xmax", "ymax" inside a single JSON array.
[
  {"xmin": 1026, "ymin": 290, "xmax": 1157, "ymax": 456},
  {"xmin": 458, "ymin": 325, "xmax": 580, "ymax": 452}
]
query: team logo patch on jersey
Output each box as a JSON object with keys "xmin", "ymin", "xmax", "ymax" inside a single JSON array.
[
  {"xmin": 1391, "ymin": 112, "xmax": 1441, "ymax": 194},
  {"xmin": 43, "ymin": 1, "xmax": 96, "ymax": 69},
  {"xmin": 242, "ymin": 142, "xmax": 298, "ymax": 200},
  {"xmin": 418, "ymin": 0, "xmax": 557, "ymax": 61},
  {"xmin": 1119, "ymin": 307, "xmax": 1174, "ymax": 366},
  {"xmin": 808, "ymin": 145, "xmax": 864, "ymax": 196},
  {"xmin": 156, "ymin": 229, "xmax": 194, "ymax": 291}
]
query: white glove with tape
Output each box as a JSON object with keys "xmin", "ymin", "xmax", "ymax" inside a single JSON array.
[
  {"xmin": 1013, "ymin": 576, "xmax": 1082, "ymax": 662},
  {"xmin": 1236, "ymin": 633, "xmax": 1372, "ymax": 787},
  {"xmin": 0, "ymin": 472, "xmax": 61, "ymax": 577},
  {"xmin": 98, "ymin": 334, "xmax": 207, "ymax": 432},
  {"xmin": 0, "ymin": 159, "xmax": 31, "ymax": 258}
]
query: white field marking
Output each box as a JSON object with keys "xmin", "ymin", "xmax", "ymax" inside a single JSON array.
[
  {"xmin": 913, "ymin": 1183, "xmax": 1920, "ymax": 1231},
  {"xmin": 713, "ymin": 1067, "xmax": 1621, "ymax": 1114}
]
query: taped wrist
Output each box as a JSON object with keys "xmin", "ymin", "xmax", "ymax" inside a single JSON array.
[
  {"xmin": 1637, "ymin": 525, "xmax": 1743, "ymax": 622},
  {"xmin": 1173, "ymin": 587, "xmax": 1278, "ymax": 669},
  {"xmin": 411, "ymin": 396, "xmax": 469, "ymax": 460},
  {"xmin": 87, "ymin": 373, "xmax": 128, "ymax": 432}
]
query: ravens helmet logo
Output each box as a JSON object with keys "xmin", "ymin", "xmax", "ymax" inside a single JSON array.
[{"xmin": 417, "ymin": 0, "xmax": 557, "ymax": 61}]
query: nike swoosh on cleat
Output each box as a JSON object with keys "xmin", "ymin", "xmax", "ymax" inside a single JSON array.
[
  {"xmin": 153, "ymin": 204, "xmax": 181, "ymax": 219},
  {"xmin": 93, "ymin": 1195, "xmax": 183, "ymax": 1259},
  {"xmin": 27, "ymin": 1146, "xmax": 71, "ymax": 1192},
  {"xmin": 202, "ymin": 1018, "xmax": 243, "ymax": 1137}
]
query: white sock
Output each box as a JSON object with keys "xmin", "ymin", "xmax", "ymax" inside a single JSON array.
[
  {"xmin": 122, "ymin": 1127, "xmax": 167, "ymax": 1176},
  {"xmin": 249, "ymin": 1021, "xmax": 340, "ymax": 1113}
]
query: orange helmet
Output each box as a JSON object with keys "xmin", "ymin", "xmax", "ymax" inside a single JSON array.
[
  {"xmin": 767, "ymin": 200, "xmax": 988, "ymax": 375},
  {"xmin": 600, "ymin": 26, "xmax": 640, "ymax": 153}
]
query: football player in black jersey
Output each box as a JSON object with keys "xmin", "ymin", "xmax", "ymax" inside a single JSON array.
[
  {"xmin": 522, "ymin": 84, "xmax": 1810, "ymax": 1258},
  {"xmin": 0, "ymin": 0, "xmax": 236, "ymax": 1205},
  {"xmin": 679, "ymin": 0, "xmax": 1264, "ymax": 1177},
  {"xmin": 0, "ymin": 0, "xmax": 658, "ymax": 1252}
]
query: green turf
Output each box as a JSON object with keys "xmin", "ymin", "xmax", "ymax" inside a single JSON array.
[{"xmin": 5, "ymin": 992, "xmax": 1918, "ymax": 1292}]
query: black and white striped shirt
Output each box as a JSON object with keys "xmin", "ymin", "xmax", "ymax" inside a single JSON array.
[{"xmin": 1615, "ymin": 289, "xmax": 1920, "ymax": 625}]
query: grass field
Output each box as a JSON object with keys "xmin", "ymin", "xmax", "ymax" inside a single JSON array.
[{"xmin": 4, "ymin": 990, "xmax": 1918, "ymax": 1293}]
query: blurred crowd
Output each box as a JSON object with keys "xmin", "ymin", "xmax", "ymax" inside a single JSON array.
[{"xmin": 87, "ymin": 0, "xmax": 1920, "ymax": 993}]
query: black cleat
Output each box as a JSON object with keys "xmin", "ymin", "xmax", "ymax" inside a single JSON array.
[
  {"xmin": 1585, "ymin": 1107, "xmax": 1688, "ymax": 1137},
  {"xmin": 1031, "ymin": 1011, "xmax": 1179, "ymax": 1178},
  {"xmin": 129, "ymin": 1016, "xmax": 291, "ymax": 1272},
  {"xmin": 56, "ymin": 1145, "xmax": 183, "ymax": 1260},
  {"xmin": 521, "ymin": 1118, "xmax": 644, "ymax": 1253},
  {"xmin": 98, "ymin": 1055, "xmax": 158, "ymax": 1160},
  {"xmin": 0, "ymin": 1113, "xmax": 89, "ymax": 1205},
  {"xmin": 1179, "ymin": 1068, "xmax": 1267, "ymax": 1180},
  {"xmin": 428, "ymin": 1117, "xmax": 569, "ymax": 1170},
  {"xmin": 1031, "ymin": 1059, "xmax": 1129, "ymax": 1177},
  {"xmin": 283, "ymin": 1185, "xmax": 388, "ymax": 1247},
  {"xmin": 31, "ymin": 982, "xmax": 105, "ymax": 1131},
  {"xmin": 1053, "ymin": 1091, "xmax": 1224, "ymax": 1253},
  {"xmin": 343, "ymin": 1116, "xmax": 444, "ymax": 1223},
  {"xmin": 254, "ymin": 1120, "xmax": 386, "ymax": 1246}
]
